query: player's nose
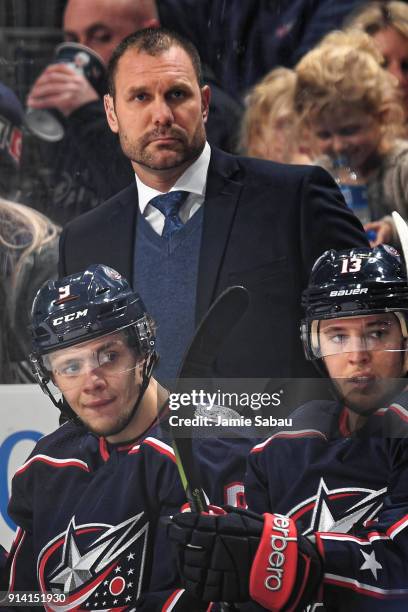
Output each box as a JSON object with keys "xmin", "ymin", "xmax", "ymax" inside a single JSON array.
[
  {"xmin": 347, "ymin": 346, "xmax": 371, "ymax": 365},
  {"xmin": 345, "ymin": 335, "xmax": 370, "ymax": 362},
  {"xmin": 82, "ymin": 367, "xmax": 108, "ymax": 392}
]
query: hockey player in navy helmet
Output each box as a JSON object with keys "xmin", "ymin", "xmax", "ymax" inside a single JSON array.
[
  {"xmin": 168, "ymin": 245, "xmax": 408, "ymax": 611},
  {"xmin": 300, "ymin": 243, "xmax": 408, "ymax": 428},
  {"xmin": 3, "ymin": 264, "xmax": 213, "ymax": 610},
  {"xmin": 29, "ymin": 263, "xmax": 160, "ymax": 437}
]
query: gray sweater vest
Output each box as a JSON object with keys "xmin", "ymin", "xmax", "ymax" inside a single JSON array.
[{"xmin": 133, "ymin": 208, "xmax": 204, "ymax": 382}]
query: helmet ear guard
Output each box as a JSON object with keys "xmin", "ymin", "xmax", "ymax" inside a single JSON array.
[{"xmin": 125, "ymin": 314, "xmax": 157, "ymax": 359}]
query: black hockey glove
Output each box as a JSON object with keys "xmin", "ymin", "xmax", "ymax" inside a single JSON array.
[{"xmin": 167, "ymin": 506, "xmax": 323, "ymax": 610}]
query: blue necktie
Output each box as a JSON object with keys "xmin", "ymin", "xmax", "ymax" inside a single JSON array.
[{"xmin": 149, "ymin": 190, "xmax": 189, "ymax": 237}]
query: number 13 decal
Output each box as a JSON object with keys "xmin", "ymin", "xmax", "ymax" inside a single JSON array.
[{"xmin": 341, "ymin": 257, "xmax": 362, "ymax": 273}]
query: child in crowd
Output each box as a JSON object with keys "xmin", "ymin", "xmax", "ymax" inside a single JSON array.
[
  {"xmin": 239, "ymin": 67, "xmax": 311, "ymax": 164},
  {"xmin": 346, "ymin": 0, "xmax": 408, "ymax": 120},
  {"xmin": 294, "ymin": 30, "xmax": 408, "ymax": 246}
]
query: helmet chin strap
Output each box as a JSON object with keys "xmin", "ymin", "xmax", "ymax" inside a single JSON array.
[{"xmin": 126, "ymin": 351, "xmax": 158, "ymax": 426}]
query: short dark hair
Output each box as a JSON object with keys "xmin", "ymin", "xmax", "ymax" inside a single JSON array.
[{"xmin": 107, "ymin": 27, "xmax": 203, "ymax": 96}]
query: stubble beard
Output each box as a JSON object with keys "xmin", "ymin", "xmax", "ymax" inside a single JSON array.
[
  {"xmin": 119, "ymin": 124, "xmax": 206, "ymax": 171},
  {"xmin": 80, "ymin": 382, "xmax": 141, "ymax": 439},
  {"xmin": 81, "ymin": 405, "xmax": 136, "ymax": 439}
]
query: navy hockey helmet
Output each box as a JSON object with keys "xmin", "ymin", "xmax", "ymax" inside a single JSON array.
[
  {"xmin": 29, "ymin": 264, "xmax": 156, "ymax": 411},
  {"xmin": 301, "ymin": 245, "xmax": 408, "ymax": 361},
  {"xmin": 31, "ymin": 264, "xmax": 155, "ymax": 356}
]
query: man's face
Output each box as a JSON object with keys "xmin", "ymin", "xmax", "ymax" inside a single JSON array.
[
  {"xmin": 63, "ymin": 0, "xmax": 157, "ymax": 65},
  {"xmin": 46, "ymin": 331, "xmax": 144, "ymax": 442},
  {"xmin": 319, "ymin": 313, "xmax": 407, "ymax": 416},
  {"xmin": 104, "ymin": 46, "xmax": 210, "ymax": 175},
  {"xmin": 309, "ymin": 106, "xmax": 382, "ymax": 175}
]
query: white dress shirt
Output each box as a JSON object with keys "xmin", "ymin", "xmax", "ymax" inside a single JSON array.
[{"xmin": 135, "ymin": 141, "xmax": 211, "ymax": 236}]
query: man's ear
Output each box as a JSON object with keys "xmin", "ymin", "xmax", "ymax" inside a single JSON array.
[
  {"xmin": 104, "ymin": 94, "xmax": 119, "ymax": 133},
  {"xmin": 201, "ymin": 84, "xmax": 211, "ymax": 124}
]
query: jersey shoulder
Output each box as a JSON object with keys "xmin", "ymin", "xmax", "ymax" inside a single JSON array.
[
  {"xmin": 250, "ymin": 400, "xmax": 338, "ymax": 455},
  {"xmin": 13, "ymin": 421, "xmax": 94, "ymax": 480}
]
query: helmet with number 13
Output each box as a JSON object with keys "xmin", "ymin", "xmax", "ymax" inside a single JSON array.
[{"xmin": 301, "ymin": 245, "xmax": 408, "ymax": 421}]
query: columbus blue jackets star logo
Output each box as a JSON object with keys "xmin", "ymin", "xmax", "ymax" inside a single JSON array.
[
  {"xmin": 287, "ymin": 478, "xmax": 387, "ymax": 536},
  {"xmin": 360, "ymin": 549, "xmax": 382, "ymax": 580},
  {"xmin": 37, "ymin": 513, "xmax": 149, "ymax": 610}
]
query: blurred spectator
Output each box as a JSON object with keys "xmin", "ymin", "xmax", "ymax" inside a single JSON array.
[
  {"xmin": 23, "ymin": 0, "xmax": 158, "ymax": 225},
  {"xmin": 24, "ymin": 0, "xmax": 242, "ymax": 225},
  {"xmin": 0, "ymin": 199, "xmax": 60, "ymax": 382},
  {"xmin": 239, "ymin": 67, "xmax": 312, "ymax": 164},
  {"xmin": 0, "ymin": 81, "xmax": 59, "ymax": 382},
  {"xmin": 294, "ymin": 30, "xmax": 408, "ymax": 246},
  {"xmin": 0, "ymin": 276, "xmax": 12, "ymax": 384},
  {"xmin": 345, "ymin": 1, "xmax": 408, "ymax": 120},
  {"xmin": 0, "ymin": 82, "xmax": 23, "ymax": 202},
  {"xmin": 63, "ymin": 0, "xmax": 159, "ymax": 65},
  {"xmin": 157, "ymin": 0, "xmax": 367, "ymax": 99}
]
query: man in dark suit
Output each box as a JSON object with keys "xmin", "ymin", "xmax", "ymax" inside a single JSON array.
[{"xmin": 59, "ymin": 27, "xmax": 368, "ymax": 384}]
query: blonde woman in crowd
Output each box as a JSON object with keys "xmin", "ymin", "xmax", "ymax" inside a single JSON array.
[
  {"xmin": 239, "ymin": 67, "xmax": 311, "ymax": 164},
  {"xmin": 294, "ymin": 30, "xmax": 408, "ymax": 245},
  {"xmin": 0, "ymin": 81, "xmax": 60, "ymax": 382},
  {"xmin": 0, "ymin": 199, "xmax": 60, "ymax": 382},
  {"xmin": 345, "ymin": 1, "xmax": 408, "ymax": 120}
]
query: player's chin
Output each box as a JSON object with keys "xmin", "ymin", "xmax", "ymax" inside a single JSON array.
[
  {"xmin": 80, "ymin": 417, "xmax": 112, "ymax": 436},
  {"xmin": 346, "ymin": 394, "xmax": 381, "ymax": 416},
  {"xmin": 86, "ymin": 419, "xmax": 125, "ymax": 439},
  {"xmin": 80, "ymin": 410, "xmax": 122, "ymax": 436},
  {"xmin": 344, "ymin": 382, "xmax": 398, "ymax": 415}
]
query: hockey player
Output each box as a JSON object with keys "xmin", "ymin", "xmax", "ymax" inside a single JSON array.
[
  {"xmin": 2, "ymin": 264, "xmax": 212, "ymax": 610},
  {"xmin": 168, "ymin": 245, "xmax": 408, "ymax": 611}
]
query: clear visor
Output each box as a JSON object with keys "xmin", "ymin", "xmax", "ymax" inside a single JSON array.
[
  {"xmin": 40, "ymin": 330, "xmax": 143, "ymax": 395},
  {"xmin": 310, "ymin": 313, "xmax": 408, "ymax": 359}
]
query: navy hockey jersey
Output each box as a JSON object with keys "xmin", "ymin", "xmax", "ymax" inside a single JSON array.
[
  {"xmin": 6, "ymin": 419, "xmax": 193, "ymax": 611},
  {"xmin": 246, "ymin": 391, "xmax": 408, "ymax": 611},
  {"xmin": 5, "ymin": 413, "xmax": 253, "ymax": 611}
]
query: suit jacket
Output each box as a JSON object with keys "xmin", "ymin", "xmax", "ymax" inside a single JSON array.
[{"xmin": 59, "ymin": 148, "xmax": 368, "ymax": 380}]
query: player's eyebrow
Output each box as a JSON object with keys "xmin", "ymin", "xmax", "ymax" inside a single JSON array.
[
  {"xmin": 50, "ymin": 340, "xmax": 123, "ymax": 365},
  {"xmin": 95, "ymin": 340, "xmax": 124, "ymax": 352},
  {"xmin": 364, "ymin": 319, "xmax": 394, "ymax": 330},
  {"xmin": 322, "ymin": 318, "xmax": 393, "ymax": 333},
  {"xmin": 321, "ymin": 324, "xmax": 348, "ymax": 334}
]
